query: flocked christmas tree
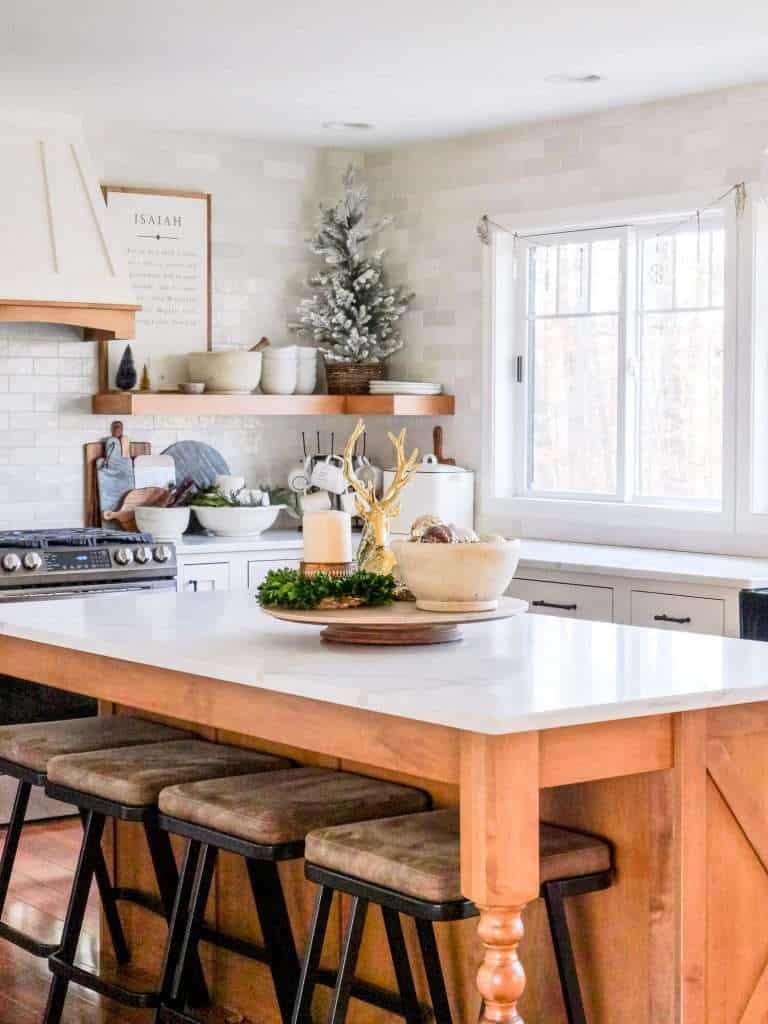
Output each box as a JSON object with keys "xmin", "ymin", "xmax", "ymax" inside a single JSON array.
[{"xmin": 292, "ymin": 166, "xmax": 414, "ymax": 364}]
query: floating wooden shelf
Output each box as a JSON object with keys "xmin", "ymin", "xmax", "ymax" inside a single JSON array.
[{"xmin": 91, "ymin": 392, "xmax": 455, "ymax": 417}]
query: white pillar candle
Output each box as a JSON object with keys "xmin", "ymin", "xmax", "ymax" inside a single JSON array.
[{"xmin": 302, "ymin": 510, "xmax": 353, "ymax": 563}]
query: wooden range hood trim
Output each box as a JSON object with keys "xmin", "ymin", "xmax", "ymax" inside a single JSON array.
[{"xmin": 0, "ymin": 299, "xmax": 138, "ymax": 340}]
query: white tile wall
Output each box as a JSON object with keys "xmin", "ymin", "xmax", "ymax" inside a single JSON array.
[{"xmin": 3, "ymin": 82, "xmax": 765, "ymax": 528}]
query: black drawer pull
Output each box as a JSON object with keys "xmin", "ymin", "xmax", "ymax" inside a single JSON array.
[
  {"xmin": 654, "ymin": 613, "xmax": 691, "ymax": 625},
  {"xmin": 532, "ymin": 600, "xmax": 578, "ymax": 611}
]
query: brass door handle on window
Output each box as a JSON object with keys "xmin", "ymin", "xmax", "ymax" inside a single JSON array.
[{"xmin": 532, "ymin": 600, "xmax": 578, "ymax": 611}]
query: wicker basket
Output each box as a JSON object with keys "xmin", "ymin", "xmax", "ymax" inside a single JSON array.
[{"xmin": 324, "ymin": 361, "xmax": 384, "ymax": 395}]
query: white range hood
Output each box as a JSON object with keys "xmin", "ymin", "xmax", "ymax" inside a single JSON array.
[{"xmin": 0, "ymin": 110, "xmax": 138, "ymax": 338}]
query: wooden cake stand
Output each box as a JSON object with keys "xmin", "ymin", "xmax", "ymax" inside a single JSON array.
[{"xmin": 262, "ymin": 596, "xmax": 528, "ymax": 645}]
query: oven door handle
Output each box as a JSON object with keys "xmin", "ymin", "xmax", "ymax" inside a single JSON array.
[{"xmin": 0, "ymin": 580, "xmax": 177, "ymax": 602}]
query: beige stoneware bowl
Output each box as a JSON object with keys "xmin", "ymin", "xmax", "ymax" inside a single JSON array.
[
  {"xmin": 187, "ymin": 351, "xmax": 262, "ymax": 394},
  {"xmin": 392, "ymin": 538, "xmax": 521, "ymax": 612}
]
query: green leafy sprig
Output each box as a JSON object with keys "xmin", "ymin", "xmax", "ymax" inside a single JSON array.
[{"xmin": 257, "ymin": 568, "xmax": 396, "ymax": 610}]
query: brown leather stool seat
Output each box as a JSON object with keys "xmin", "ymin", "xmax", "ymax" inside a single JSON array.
[
  {"xmin": 0, "ymin": 716, "xmax": 191, "ymax": 774},
  {"xmin": 47, "ymin": 738, "xmax": 290, "ymax": 806},
  {"xmin": 297, "ymin": 809, "xmax": 613, "ymax": 1024},
  {"xmin": 152, "ymin": 767, "xmax": 430, "ymax": 1024},
  {"xmin": 42, "ymin": 740, "xmax": 293, "ymax": 1024},
  {"xmin": 158, "ymin": 765, "xmax": 430, "ymax": 844},
  {"xmin": 306, "ymin": 808, "xmax": 612, "ymax": 902},
  {"xmin": 0, "ymin": 716, "xmax": 195, "ymax": 966}
]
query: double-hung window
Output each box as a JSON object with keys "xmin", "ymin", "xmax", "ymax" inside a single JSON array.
[{"xmin": 498, "ymin": 210, "xmax": 727, "ymax": 520}]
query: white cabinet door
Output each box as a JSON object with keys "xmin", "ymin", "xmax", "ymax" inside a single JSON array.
[
  {"xmin": 248, "ymin": 559, "xmax": 301, "ymax": 594},
  {"xmin": 630, "ymin": 590, "xmax": 725, "ymax": 635},
  {"xmin": 180, "ymin": 561, "xmax": 230, "ymax": 593},
  {"xmin": 507, "ymin": 578, "xmax": 614, "ymax": 622}
]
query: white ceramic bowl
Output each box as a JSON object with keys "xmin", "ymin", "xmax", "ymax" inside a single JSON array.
[
  {"xmin": 134, "ymin": 506, "xmax": 191, "ymax": 541},
  {"xmin": 264, "ymin": 345, "xmax": 298, "ymax": 361},
  {"xmin": 295, "ymin": 352, "xmax": 317, "ymax": 394},
  {"xmin": 392, "ymin": 538, "xmax": 521, "ymax": 612},
  {"xmin": 261, "ymin": 362, "xmax": 297, "ymax": 395},
  {"xmin": 188, "ymin": 351, "xmax": 262, "ymax": 394},
  {"xmin": 193, "ymin": 504, "xmax": 284, "ymax": 537}
]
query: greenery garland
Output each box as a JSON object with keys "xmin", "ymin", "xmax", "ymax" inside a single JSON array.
[{"xmin": 257, "ymin": 568, "xmax": 396, "ymax": 611}]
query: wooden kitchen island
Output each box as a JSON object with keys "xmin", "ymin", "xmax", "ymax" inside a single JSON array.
[{"xmin": 2, "ymin": 592, "xmax": 768, "ymax": 1022}]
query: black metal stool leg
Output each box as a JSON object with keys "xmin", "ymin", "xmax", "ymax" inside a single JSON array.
[
  {"xmin": 166, "ymin": 844, "xmax": 217, "ymax": 1012},
  {"xmin": 247, "ymin": 858, "xmax": 301, "ymax": 1023},
  {"xmin": 153, "ymin": 838, "xmax": 202, "ymax": 1024},
  {"xmin": 0, "ymin": 779, "xmax": 31, "ymax": 918},
  {"xmin": 328, "ymin": 896, "xmax": 368, "ymax": 1024},
  {"xmin": 78, "ymin": 809, "xmax": 130, "ymax": 965},
  {"xmin": 543, "ymin": 880, "xmax": 588, "ymax": 1024},
  {"xmin": 415, "ymin": 918, "xmax": 453, "ymax": 1024},
  {"xmin": 291, "ymin": 884, "xmax": 334, "ymax": 1024},
  {"xmin": 44, "ymin": 810, "xmax": 106, "ymax": 1024},
  {"xmin": 381, "ymin": 908, "xmax": 421, "ymax": 1024},
  {"xmin": 144, "ymin": 821, "xmax": 210, "ymax": 1009}
]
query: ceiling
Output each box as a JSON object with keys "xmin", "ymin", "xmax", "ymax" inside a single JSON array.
[{"xmin": 3, "ymin": 0, "xmax": 768, "ymax": 147}]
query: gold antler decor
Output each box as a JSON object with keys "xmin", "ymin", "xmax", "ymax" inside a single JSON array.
[{"xmin": 343, "ymin": 419, "xmax": 419, "ymax": 576}]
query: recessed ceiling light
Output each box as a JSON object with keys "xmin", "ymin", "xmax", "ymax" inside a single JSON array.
[
  {"xmin": 545, "ymin": 73, "xmax": 603, "ymax": 84},
  {"xmin": 322, "ymin": 121, "xmax": 374, "ymax": 131}
]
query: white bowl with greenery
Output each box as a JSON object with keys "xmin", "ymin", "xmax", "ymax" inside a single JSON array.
[{"xmin": 193, "ymin": 504, "xmax": 284, "ymax": 537}]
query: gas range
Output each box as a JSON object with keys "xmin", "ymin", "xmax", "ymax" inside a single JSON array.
[{"xmin": 0, "ymin": 528, "xmax": 177, "ymax": 601}]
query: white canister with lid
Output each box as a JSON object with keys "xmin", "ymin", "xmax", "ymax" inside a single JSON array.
[{"xmin": 383, "ymin": 454, "xmax": 474, "ymax": 535}]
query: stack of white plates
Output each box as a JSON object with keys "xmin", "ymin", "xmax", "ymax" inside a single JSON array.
[{"xmin": 369, "ymin": 380, "xmax": 442, "ymax": 395}]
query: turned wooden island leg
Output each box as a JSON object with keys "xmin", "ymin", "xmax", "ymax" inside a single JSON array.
[{"xmin": 460, "ymin": 730, "xmax": 540, "ymax": 1023}]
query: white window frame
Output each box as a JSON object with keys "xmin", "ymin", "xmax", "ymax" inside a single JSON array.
[{"xmin": 481, "ymin": 189, "xmax": 759, "ymax": 555}]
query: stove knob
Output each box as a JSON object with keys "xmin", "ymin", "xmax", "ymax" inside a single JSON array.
[
  {"xmin": 114, "ymin": 547, "xmax": 134, "ymax": 566},
  {"xmin": 22, "ymin": 552, "xmax": 42, "ymax": 571},
  {"xmin": 153, "ymin": 545, "xmax": 171, "ymax": 563},
  {"xmin": 135, "ymin": 545, "xmax": 152, "ymax": 564},
  {"xmin": 1, "ymin": 553, "xmax": 21, "ymax": 572}
]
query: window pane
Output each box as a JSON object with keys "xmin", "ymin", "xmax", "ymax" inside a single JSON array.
[
  {"xmin": 638, "ymin": 310, "xmax": 723, "ymax": 501},
  {"xmin": 530, "ymin": 315, "xmax": 618, "ymax": 495},
  {"xmin": 532, "ymin": 246, "xmax": 557, "ymax": 316},
  {"xmin": 641, "ymin": 235, "xmax": 674, "ymax": 309},
  {"xmin": 590, "ymin": 239, "xmax": 620, "ymax": 312},
  {"xmin": 557, "ymin": 244, "xmax": 589, "ymax": 314},
  {"xmin": 675, "ymin": 229, "xmax": 715, "ymax": 308}
]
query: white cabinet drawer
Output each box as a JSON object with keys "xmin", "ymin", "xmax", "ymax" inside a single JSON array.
[
  {"xmin": 248, "ymin": 558, "xmax": 301, "ymax": 593},
  {"xmin": 630, "ymin": 590, "xmax": 725, "ymax": 636},
  {"xmin": 180, "ymin": 561, "xmax": 230, "ymax": 593},
  {"xmin": 507, "ymin": 578, "xmax": 614, "ymax": 622}
]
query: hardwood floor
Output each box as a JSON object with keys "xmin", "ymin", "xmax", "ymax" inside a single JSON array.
[{"xmin": 0, "ymin": 818, "xmax": 249, "ymax": 1024}]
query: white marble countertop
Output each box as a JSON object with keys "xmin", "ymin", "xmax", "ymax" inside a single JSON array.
[
  {"xmin": 517, "ymin": 539, "xmax": 768, "ymax": 587},
  {"xmin": 175, "ymin": 533, "xmax": 768, "ymax": 586},
  {"xmin": 3, "ymin": 591, "xmax": 768, "ymax": 735}
]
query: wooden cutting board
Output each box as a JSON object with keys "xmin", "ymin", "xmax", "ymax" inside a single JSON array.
[{"xmin": 84, "ymin": 421, "xmax": 151, "ymax": 527}]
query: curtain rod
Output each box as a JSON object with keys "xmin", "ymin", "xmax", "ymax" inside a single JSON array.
[{"xmin": 477, "ymin": 182, "xmax": 747, "ymax": 246}]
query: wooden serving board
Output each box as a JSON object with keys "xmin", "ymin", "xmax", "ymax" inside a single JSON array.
[
  {"xmin": 262, "ymin": 596, "xmax": 528, "ymax": 645},
  {"xmin": 84, "ymin": 421, "xmax": 151, "ymax": 527}
]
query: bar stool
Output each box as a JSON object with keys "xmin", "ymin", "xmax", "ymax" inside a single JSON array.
[
  {"xmin": 296, "ymin": 809, "xmax": 614, "ymax": 1024},
  {"xmin": 41, "ymin": 738, "xmax": 293, "ymax": 1024},
  {"xmin": 0, "ymin": 715, "xmax": 191, "ymax": 959},
  {"xmin": 153, "ymin": 766, "xmax": 431, "ymax": 1024}
]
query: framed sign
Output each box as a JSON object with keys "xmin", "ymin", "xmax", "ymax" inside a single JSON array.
[{"xmin": 103, "ymin": 186, "xmax": 211, "ymax": 390}]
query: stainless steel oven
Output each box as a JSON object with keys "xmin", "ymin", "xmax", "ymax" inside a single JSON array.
[{"xmin": 0, "ymin": 529, "xmax": 177, "ymax": 821}]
